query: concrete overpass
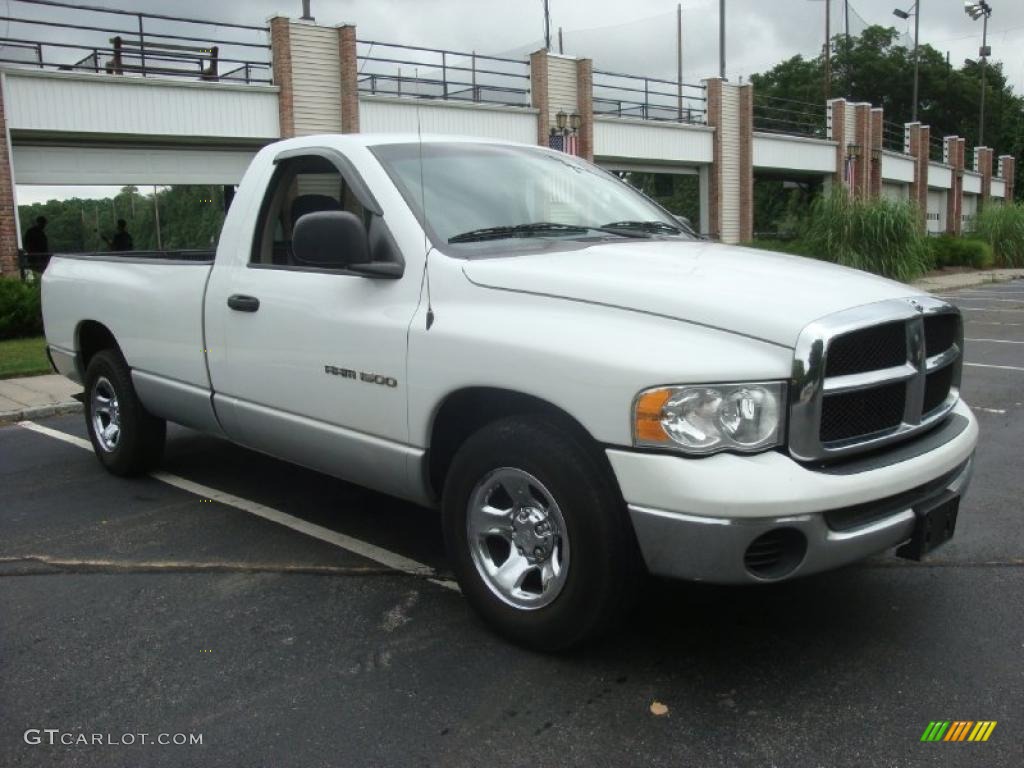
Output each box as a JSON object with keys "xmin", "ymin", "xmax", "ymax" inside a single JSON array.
[{"xmin": 0, "ymin": 3, "xmax": 1016, "ymax": 275}]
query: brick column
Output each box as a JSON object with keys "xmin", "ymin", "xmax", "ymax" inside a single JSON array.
[
  {"xmin": 0, "ymin": 73, "xmax": 18, "ymax": 276},
  {"xmin": 999, "ymin": 155, "xmax": 1016, "ymax": 202},
  {"xmin": 575, "ymin": 58, "xmax": 594, "ymax": 161},
  {"xmin": 906, "ymin": 123, "xmax": 929, "ymax": 228},
  {"xmin": 869, "ymin": 107, "xmax": 883, "ymax": 199},
  {"xmin": 337, "ymin": 24, "xmax": 359, "ymax": 133},
  {"xmin": 852, "ymin": 103, "xmax": 872, "ymax": 198},
  {"xmin": 529, "ymin": 50, "xmax": 549, "ymax": 147},
  {"xmin": 705, "ymin": 78, "xmax": 723, "ymax": 240},
  {"xmin": 827, "ymin": 98, "xmax": 847, "ymax": 188},
  {"xmin": 738, "ymin": 83, "xmax": 753, "ymax": 242},
  {"xmin": 269, "ymin": 16, "xmax": 295, "ymax": 138},
  {"xmin": 975, "ymin": 146, "xmax": 993, "ymax": 205},
  {"xmin": 944, "ymin": 136, "xmax": 963, "ymax": 235}
]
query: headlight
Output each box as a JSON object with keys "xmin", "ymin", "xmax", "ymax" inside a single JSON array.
[{"xmin": 633, "ymin": 382, "xmax": 786, "ymax": 455}]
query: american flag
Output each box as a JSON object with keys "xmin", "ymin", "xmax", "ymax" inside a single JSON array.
[{"xmin": 548, "ymin": 132, "xmax": 580, "ymax": 157}]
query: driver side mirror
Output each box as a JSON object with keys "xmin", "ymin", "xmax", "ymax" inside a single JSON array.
[{"xmin": 293, "ymin": 210, "xmax": 369, "ymax": 269}]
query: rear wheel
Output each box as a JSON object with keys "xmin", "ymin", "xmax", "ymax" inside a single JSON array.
[
  {"xmin": 442, "ymin": 415, "xmax": 640, "ymax": 651},
  {"xmin": 84, "ymin": 350, "xmax": 165, "ymax": 476}
]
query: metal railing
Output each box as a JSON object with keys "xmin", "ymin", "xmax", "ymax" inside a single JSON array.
[
  {"xmin": 882, "ymin": 121, "xmax": 907, "ymax": 154},
  {"xmin": 929, "ymin": 134, "xmax": 947, "ymax": 163},
  {"xmin": 592, "ymin": 69, "xmax": 706, "ymax": 124},
  {"xmin": 753, "ymin": 94, "xmax": 827, "ymax": 138},
  {"xmin": 356, "ymin": 40, "xmax": 530, "ymax": 107},
  {"xmin": 0, "ymin": 0, "xmax": 272, "ymax": 84}
]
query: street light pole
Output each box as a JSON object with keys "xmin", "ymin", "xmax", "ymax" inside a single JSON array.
[
  {"xmin": 979, "ymin": 11, "xmax": 988, "ymax": 145},
  {"xmin": 719, "ymin": 0, "xmax": 725, "ymax": 80},
  {"xmin": 912, "ymin": 1, "xmax": 920, "ymax": 123}
]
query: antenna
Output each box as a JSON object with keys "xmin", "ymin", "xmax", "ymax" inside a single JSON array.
[{"xmin": 416, "ymin": 99, "xmax": 434, "ymax": 330}]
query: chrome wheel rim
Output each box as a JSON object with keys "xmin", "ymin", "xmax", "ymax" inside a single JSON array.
[
  {"xmin": 90, "ymin": 376, "xmax": 121, "ymax": 452},
  {"xmin": 467, "ymin": 467, "xmax": 570, "ymax": 610}
]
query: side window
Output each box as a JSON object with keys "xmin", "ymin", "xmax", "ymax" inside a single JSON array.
[{"xmin": 251, "ymin": 154, "xmax": 367, "ymax": 268}]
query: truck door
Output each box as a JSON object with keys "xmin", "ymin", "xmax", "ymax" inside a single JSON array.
[{"xmin": 204, "ymin": 149, "xmax": 423, "ymax": 498}]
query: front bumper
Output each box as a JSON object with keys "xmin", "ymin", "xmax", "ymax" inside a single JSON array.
[{"xmin": 608, "ymin": 400, "xmax": 978, "ymax": 584}]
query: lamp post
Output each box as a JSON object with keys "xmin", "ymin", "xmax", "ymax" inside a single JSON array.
[
  {"xmin": 893, "ymin": 2, "xmax": 920, "ymax": 123},
  {"xmin": 964, "ymin": 0, "xmax": 993, "ymax": 146}
]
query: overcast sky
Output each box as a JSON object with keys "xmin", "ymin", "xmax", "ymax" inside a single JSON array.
[{"xmin": 8, "ymin": 0, "xmax": 1024, "ymax": 204}]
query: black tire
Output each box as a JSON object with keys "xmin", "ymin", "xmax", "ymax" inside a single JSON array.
[
  {"xmin": 442, "ymin": 415, "xmax": 641, "ymax": 651},
  {"xmin": 84, "ymin": 349, "xmax": 166, "ymax": 476}
]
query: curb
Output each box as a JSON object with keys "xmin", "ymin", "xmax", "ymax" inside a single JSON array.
[
  {"xmin": 0, "ymin": 401, "xmax": 82, "ymax": 425},
  {"xmin": 912, "ymin": 270, "xmax": 1024, "ymax": 293}
]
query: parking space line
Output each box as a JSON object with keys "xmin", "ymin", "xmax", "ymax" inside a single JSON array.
[
  {"xmin": 957, "ymin": 307, "xmax": 1024, "ymax": 313},
  {"xmin": 967, "ymin": 321, "xmax": 1023, "ymax": 327},
  {"xmin": 964, "ymin": 363, "xmax": 1024, "ymax": 372},
  {"xmin": 15, "ymin": 420, "xmax": 461, "ymax": 592},
  {"xmin": 966, "ymin": 338, "xmax": 1024, "ymax": 344},
  {"xmin": 936, "ymin": 296, "xmax": 1024, "ymax": 303}
]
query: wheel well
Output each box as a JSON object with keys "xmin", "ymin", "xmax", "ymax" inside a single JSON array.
[
  {"xmin": 427, "ymin": 387, "xmax": 610, "ymax": 500},
  {"xmin": 76, "ymin": 321, "xmax": 121, "ymax": 375}
]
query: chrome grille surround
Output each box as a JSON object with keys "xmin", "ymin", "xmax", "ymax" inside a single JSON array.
[{"xmin": 789, "ymin": 296, "xmax": 962, "ymax": 462}]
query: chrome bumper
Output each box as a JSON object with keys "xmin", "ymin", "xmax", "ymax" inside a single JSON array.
[{"xmin": 629, "ymin": 455, "xmax": 974, "ymax": 584}]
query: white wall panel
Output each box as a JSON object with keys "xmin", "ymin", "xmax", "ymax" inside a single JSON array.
[
  {"xmin": 719, "ymin": 85, "xmax": 741, "ymax": 244},
  {"xmin": 547, "ymin": 55, "xmax": 578, "ymax": 124},
  {"xmin": 2, "ymin": 69, "xmax": 279, "ymax": 139},
  {"xmin": 753, "ymin": 133, "xmax": 835, "ymax": 173},
  {"xmin": 359, "ymin": 97, "xmax": 537, "ymax": 143},
  {"xmin": 594, "ymin": 118, "xmax": 712, "ymax": 164},
  {"xmin": 962, "ymin": 171, "xmax": 982, "ymax": 195},
  {"xmin": 289, "ymin": 23, "xmax": 342, "ymax": 136},
  {"xmin": 13, "ymin": 144, "xmax": 257, "ymax": 185},
  {"xmin": 928, "ymin": 163, "xmax": 952, "ymax": 189},
  {"xmin": 991, "ymin": 179, "xmax": 1006, "ymax": 199},
  {"xmin": 882, "ymin": 182, "xmax": 909, "ymax": 202},
  {"xmin": 926, "ymin": 189, "xmax": 946, "ymax": 234},
  {"xmin": 881, "ymin": 151, "xmax": 915, "ymax": 183}
]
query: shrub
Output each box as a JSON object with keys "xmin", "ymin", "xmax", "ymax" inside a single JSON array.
[
  {"xmin": 929, "ymin": 235, "xmax": 994, "ymax": 270},
  {"xmin": 798, "ymin": 190, "xmax": 932, "ymax": 281},
  {"xmin": 0, "ymin": 278, "xmax": 44, "ymax": 340},
  {"xmin": 973, "ymin": 202, "xmax": 1024, "ymax": 267}
]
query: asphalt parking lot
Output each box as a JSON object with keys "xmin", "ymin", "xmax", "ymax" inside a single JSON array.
[{"xmin": 2, "ymin": 281, "xmax": 1023, "ymax": 768}]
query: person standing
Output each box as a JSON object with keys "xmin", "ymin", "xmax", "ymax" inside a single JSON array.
[
  {"xmin": 101, "ymin": 219, "xmax": 134, "ymax": 251},
  {"xmin": 23, "ymin": 216, "xmax": 49, "ymax": 254}
]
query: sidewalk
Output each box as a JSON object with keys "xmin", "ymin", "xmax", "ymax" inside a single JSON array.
[
  {"xmin": 911, "ymin": 267, "xmax": 1024, "ymax": 293},
  {"xmin": 0, "ymin": 374, "xmax": 82, "ymax": 424}
]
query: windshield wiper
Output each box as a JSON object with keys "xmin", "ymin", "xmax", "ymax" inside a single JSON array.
[
  {"xmin": 598, "ymin": 220, "xmax": 683, "ymax": 236},
  {"xmin": 449, "ymin": 221, "xmax": 616, "ymax": 244}
]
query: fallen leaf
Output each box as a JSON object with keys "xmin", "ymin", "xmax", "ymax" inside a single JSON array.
[{"xmin": 650, "ymin": 701, "xmax": 669, "ymax": 716}]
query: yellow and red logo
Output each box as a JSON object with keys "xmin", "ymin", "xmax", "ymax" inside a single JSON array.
[{"xmin": 921, "ymin": 721, "xmax": 997, "ymax": 742}]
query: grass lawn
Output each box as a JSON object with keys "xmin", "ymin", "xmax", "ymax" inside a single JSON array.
[{"xmin": 0, "ymin": 337, "xmax": 51, "ymax": 379}]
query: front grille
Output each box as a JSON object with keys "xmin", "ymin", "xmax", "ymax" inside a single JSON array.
[
  {"xmin": 820, "ymin": 382, "xmax": 906, "ymax": 443},
  {"xmin": 826, "ymin": 321, "xmax": 907, "ymax": 376},
  {"xmin": 923, "ymin": 364, "xmax": 955, "ymax": 414},
  {"xmin": 924, "ymin": 313, "xmax": 959, "ymax": 357},
  {"xmin": 790, "ymin": 298, "xmax": 963, "ymax": 461}
]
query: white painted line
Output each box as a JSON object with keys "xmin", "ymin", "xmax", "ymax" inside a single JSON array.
[
  {"xmin": 954, "ymin": 291, "xmax": 1024, "ymax": 297},
  {"xmin": 16, "ymin": 420, "xmax": 461, "ymax": 592},
  {"xmin": 966, "ymin": 321, "xmax": 1024, "ymax": 327},
  {"xmin": 966, "ymin": 338, "xmax": 1024, "ymax": 344},
  {"xmin": 936, "ymin": 296, "xmax": 1024, "ymax": 303},
  {"xmin": 17, "ymin": 420, "xmax": 93, "ymax": 450},
  {"xmin": 958, "ymin": 307, "xmax": 1024, "ymax": 313},
  {"xmin": 965, "ymin": 362, "xmax": 1024, "ymax": 372},
  {"xmin": 972, "ymin": 406, "xmax": 1008, "ymax": 415}
]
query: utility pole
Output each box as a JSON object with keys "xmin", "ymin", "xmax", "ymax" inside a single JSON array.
[
  {"xmin": 824, "ymin": 0, "xmax": 831, "ymax": 99},
  {"xmin": 543, "ymin": 0, "xmax": 551, "ymax": 51},
  {"xmin": 300, "ymin": 0, "xmax": 314, "ymax": 21},
  {"xmin": 912, "ymin": 1, "xmax": 921, "ymax": 123},
  {"xmin": 719, "ymin": 0, "xmax": 725, "ymax": 80},
  {"xmin": 677, "ymin": 3, "xmax": 683, "ymax": 121},
  {"xmin": 558, "ymin": 26, "xmax": 563, "ymax": 54},
  {"xmin": 153, "ymin": 186, "xmax": 163, "ymax": 251}
]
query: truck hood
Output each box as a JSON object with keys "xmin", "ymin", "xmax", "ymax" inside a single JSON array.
[{"xmin": 461, "ymin": 240, "xmax": 921, "ymax": 348}]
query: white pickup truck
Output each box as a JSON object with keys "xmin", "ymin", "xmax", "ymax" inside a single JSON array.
[{"xmin": 43, "ymin": 134, "xmax": 978, "ymax": 649}]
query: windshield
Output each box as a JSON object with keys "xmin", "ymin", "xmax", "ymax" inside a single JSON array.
[{"xmin": 371, "ymin": 142, "xmax": 693, "ymax": 249}]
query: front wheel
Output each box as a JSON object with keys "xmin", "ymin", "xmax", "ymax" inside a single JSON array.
[
  {"xmin": 442, "ymin": 415, "xmax": 640, "ymax": 651},
  {"xmin": 84, "ymin": 349, "xmax": 166, "ymax": 476}
]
